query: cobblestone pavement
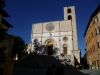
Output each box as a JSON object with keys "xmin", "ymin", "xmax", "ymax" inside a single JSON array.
[
  {"xmin": 79, "ymin": 69, "xmax": 100, "ymax": 75},
  {"xmin": 12, "ymin": 67, "xmax": 100, "ymax": 75}
]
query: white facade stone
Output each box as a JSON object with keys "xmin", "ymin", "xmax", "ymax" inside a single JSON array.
[{"xmin": 29, "ymin": 6, "xmax": 80, "ymax": 66}]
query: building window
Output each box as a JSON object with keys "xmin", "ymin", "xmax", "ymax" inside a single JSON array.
[
  {"xmin": 87, "ymin": 39, "xmax": 88, "ymax": 44},
  {"xmin": 68, "ymin": 15, "xmax": 72, "ymax": 20},
  {"xmin": 91, "ymin": 48, "xmax": 92, "ymax": 54},
  {"xmin": 96, "ymin": 26, "xmax": 100, "ymax": 35},
  {"xmin": 94, "ymin": 17, "xmax": 98, "ymax": 23},
  {"xmin": 98, "ymin": 14, "xmax": 100, "ymax": 22},
  {"xmin": 91, "ymin": 32, "xmax": 93, "ymax": 38},
  {"xmin": 92, "ymin": 45, "xmax": 95, "ymax": 52},
  {"xmin": 98, "ymin": 41, "xmax": 100, "ymax": 48},
  {"xmin": 89, "ymin": 36, "xmax": 90, "ymax": 42},
  {"xmin": 88, "ymin": 50, "xmax": 90, "ymax": 55},
  {"xmin": 63, "ymin": 44, "xmax": 67, "ymax": 54},
  {"xmin": 90, "ymin": 48, "xmax": 92, "ymax": 54},
  {"xmin": 67, "ymin": 8, "xmax": 71, "ymax": 13}
]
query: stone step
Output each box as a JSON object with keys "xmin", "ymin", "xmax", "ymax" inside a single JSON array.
[
  {"xmin": 12, "ymin": 67, "xmax": 89, "ymax": 75},
  {"xmin": 15, "ymin": 55, "xmax": 72, "ymax": 69}
]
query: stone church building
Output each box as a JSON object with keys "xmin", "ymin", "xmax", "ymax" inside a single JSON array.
[{"xmin": 29, "ymin": 6, "xmax": 80, "ymax": 66}]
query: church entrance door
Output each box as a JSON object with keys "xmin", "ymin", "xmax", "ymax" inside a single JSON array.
[
  {"xmin": 46, "ymin": 41, "xmax": 53, "ymax": 55},
  {"xmin": 63, "ymin": 47, "xmax": 67, "ymax": 54},
  {"xmin": 63, "ymin": 44, "xmax": 67, "ymax": 54},
  {"xmin": 47, "ymin": 45, "xmax": 53, "ymax": 55}
]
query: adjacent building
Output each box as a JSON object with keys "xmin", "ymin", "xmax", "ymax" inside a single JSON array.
[
  {"xmin": 84, "ymin": 5, "xmax": 100, "ymax": 69},
  {"xmin": 29, "ymin": 6, "xmax": 80, "ymax": 67},
  {"xmin": 0, "ymin": 7, "xmax": 14, "ymax": 58}
]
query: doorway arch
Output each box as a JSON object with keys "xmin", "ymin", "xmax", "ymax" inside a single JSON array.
[{"xmin": 44, "ymin": 38, "xmax": 56, "ymax": 55}]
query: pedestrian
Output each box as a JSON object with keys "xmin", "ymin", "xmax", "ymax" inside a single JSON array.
[{"xmin": 46, "ymin": 66, "xmax": 53, "ymax": 75}]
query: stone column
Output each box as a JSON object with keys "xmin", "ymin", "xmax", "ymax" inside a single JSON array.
[{"xmin": 71, "ymin": 50, "xmax": 75, "ymax": 67}]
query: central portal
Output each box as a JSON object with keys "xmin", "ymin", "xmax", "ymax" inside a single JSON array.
[
  {"xmin": 46, "ymin": 41, "xmax": 53, "ymax": 55},
  {"xmin": 47, "ymin": 45, "xmax": 53, "ymax": 55}
]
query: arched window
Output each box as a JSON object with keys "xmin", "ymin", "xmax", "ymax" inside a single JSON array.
[
  {"xmin": 63, "ymin": 44, "xmax": 67, "ymax": 54},
  {"xmin": 92, "ymin": 45, "xmax": 95, "ymax": 52},
  {"xmin": 67, "ymin": 8, "xmax": 71, "ymax": 13},
  {"xmin": 68, "ymin": 15, "xmax": 72, "ymax": 20},
  {"xmin": 91, "ymin": 48, "xmax": 92, "ymax": 54},
  {"xmin": 96, "ymin": 26, "xmax": 100, "ymax": 34},
  {"xmin": 88, "ymin": 50, "xmax": 90, "ymax": 55}
]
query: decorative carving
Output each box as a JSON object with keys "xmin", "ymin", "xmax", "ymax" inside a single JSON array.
[
  {"xmin": 63, "ymin": 37, "xmax": 68, "ymax": 42},
  {"xmin": 46, "ymin": 23, "xmax": 54, "ymax": 31}
]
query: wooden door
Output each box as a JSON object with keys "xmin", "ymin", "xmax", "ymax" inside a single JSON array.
[{"xmin": 63, "ymin": 47, "xmax": 67, "ymax": 54}]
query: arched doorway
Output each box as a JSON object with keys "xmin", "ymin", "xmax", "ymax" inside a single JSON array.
[
  {"xmin": 47, "ymin": 41, "xmax": 53, "ymax": 55},
  {"xmin": 63, "ymin": 44, "xmax": 67, "ymax": 54},
  {"xmin": 44, "ymin": 38, "xmax": 56, "ymax": 55}
]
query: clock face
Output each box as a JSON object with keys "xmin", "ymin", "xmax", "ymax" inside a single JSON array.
[{"xmin": 46, "ymin": 23, "xmax": 54, "ymax": 31}]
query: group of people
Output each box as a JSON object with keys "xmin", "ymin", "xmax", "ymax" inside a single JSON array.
[{"xmin": 46, "ymin": 64, "xmax": 64, "ymax": 75}]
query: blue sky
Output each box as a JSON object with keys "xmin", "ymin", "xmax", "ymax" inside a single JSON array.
[{"xmin": 3, "ymin": 0, "xmax": 100, "ymax": 56}]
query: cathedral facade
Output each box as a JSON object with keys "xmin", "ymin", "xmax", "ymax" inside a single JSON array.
[{"xmin": 29, "ymin": 6, "xmax": 80, "ymax": 66}]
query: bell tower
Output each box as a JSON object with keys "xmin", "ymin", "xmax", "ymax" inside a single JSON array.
[{"xmin": 64, "ymin": 6, "xmax": 80, "ymax": 64}]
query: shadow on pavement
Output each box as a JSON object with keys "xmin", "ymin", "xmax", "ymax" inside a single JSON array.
[{"xmin": 13, "ymin": 54, "xmax": 91, "ymax": 75}]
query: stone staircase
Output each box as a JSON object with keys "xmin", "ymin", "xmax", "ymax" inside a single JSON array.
[
  {"xmin": 15, "ymin": 54, "xmax": 64, "ymax": 69},
  {"xmin": 12, "ymin": 54, "xmax": 83, "ymax": 75},
  {"xmin": 12, "ymin": 67, "xmax": 90, "ymax": 75}
]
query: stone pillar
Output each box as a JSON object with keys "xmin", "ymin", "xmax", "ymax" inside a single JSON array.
[
  {"xmin": 74, "ymin": 50, "xmax": 80, "ymax": 63},
  {"xmin": 71, "ymin": 50, "xmax": 75, "ymax": 67}
]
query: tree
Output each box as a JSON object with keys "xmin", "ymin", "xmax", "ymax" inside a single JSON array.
[
  {"xmin": 0, "ymin": 1, "xmax": 7, "ymax": 75},
  {"xmin": 0, "ymin": 28, "xmax": 7, "ymax": 42},
  {"xmin": 0, "ymin": 0, "xmax": 6, "ymax": 8},
  {"xmin": 10, "ymin": 35, "xmax": 27, "ymax": 58},
  {"xmin": 0, "ymin": 47, "xmax": 6, "ymax": 63}
]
